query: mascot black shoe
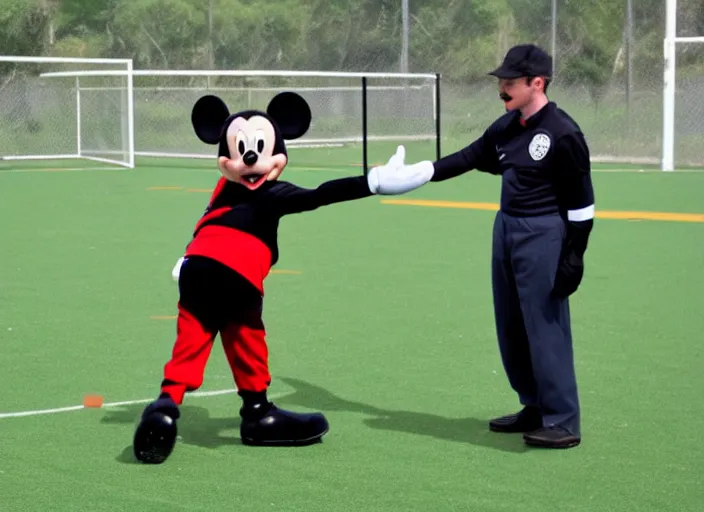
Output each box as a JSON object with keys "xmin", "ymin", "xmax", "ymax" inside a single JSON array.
[
  {"xmin": 238, "ymin": 392, "xmax": 329, "ymax": 446},
  {"xmin": 133, "ymin": 394, "xmax": 180, "ymax": 464}
]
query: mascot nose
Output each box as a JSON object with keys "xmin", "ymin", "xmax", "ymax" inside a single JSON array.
[{"xmin": 243, "ymin": 150, "xmax": 258, "ymax": 166}]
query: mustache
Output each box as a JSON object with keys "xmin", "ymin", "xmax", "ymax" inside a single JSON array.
[{"xmin": 499, "ymin": 92, "xmax": 513, "ymax": 101}]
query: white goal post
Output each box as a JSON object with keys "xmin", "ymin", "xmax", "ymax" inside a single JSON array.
[
  {"xmin": 0, "ymin": 55, "xmax": 134, "ymax": 169},
  {"xmin": 661, "ymin": 0, "xmax": 704, "ymax": 171}
]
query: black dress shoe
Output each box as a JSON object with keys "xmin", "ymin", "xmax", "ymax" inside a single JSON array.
[
  {"xmin": 133, "ymin": 396, "xmax": 180, "ymax": 464},
  {"xmin": 240, "ymin": 402, "xmax": 329, "ymax": 446},
  {"xmin": 523, "ymin": 426, "xmax": 581, "ymax": 449},
  {"xmin": 489, "ymin": 406, "xmax": 542, "ymax": 433}
]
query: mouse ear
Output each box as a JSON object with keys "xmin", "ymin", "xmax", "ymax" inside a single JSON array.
[
  {"xmin": 266, "ymin": 92, "xmax": 311, "ymax": 140},
  {"xmin": 191, "ymin": 95, "xmax": 230, "ymax": 144}
]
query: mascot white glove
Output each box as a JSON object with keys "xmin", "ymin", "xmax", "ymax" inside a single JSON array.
[
  {"xmin": 366, "ymin": 145, "xmax": 435, "ymax": 195},
  {"xmin": 171, "ymin": 257, "xmax": 184, "ymax": 281}
]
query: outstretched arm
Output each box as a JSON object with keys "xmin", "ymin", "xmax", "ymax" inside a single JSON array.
[
  {"xmin": 272, "ymin": 175, "xmax": 374, "ymax": 216},
  {"xmin": 430, "ymin": 131, "xmax": 500, "ymax": 181},
  {"xmin": 368, "ymin": 125, "xmax": 502, "ymax": 195},
  {"xmin": 367, "ymin": 126, "xmax": 501, "ymax": 195}
]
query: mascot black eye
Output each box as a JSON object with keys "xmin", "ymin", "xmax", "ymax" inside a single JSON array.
[
  {"xmin": 236, "ymin": 131, "xmax": 247, "ymax": 156},
  {"xmin": 254, "ymin": 130, "xmax": 266, "ymax": 153}
]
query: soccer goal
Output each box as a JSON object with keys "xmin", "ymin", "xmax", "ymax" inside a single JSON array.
[
  {"xmin": 661, "ymin": 0, "xmax": 704, "ymax": 171},
  {"xmin": 0, "ymin": 56, "xmax": 134, "ymax": 170},
  {"xmin": 129, "ymin": 69, "xmax": 441, "ymax": 171}
]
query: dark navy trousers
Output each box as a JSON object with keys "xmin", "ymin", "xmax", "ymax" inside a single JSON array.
[{"xmin": 491, "ymin": 210, "xmax": 581, "ymax": 437}]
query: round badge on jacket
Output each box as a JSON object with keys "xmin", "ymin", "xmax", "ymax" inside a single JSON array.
[{"xmin": 528, "ymin": 133, "xmax": 551, "ymax": 161}]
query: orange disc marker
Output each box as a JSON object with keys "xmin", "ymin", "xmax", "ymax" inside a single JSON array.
[{"xmin": 83, "ymin": 394, "xmax": 104, "ymax": 408}]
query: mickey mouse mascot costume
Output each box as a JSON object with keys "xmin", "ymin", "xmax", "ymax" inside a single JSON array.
[{"xmin": 132, "ymin": 91, "xmax": 434, "ymax": 464}]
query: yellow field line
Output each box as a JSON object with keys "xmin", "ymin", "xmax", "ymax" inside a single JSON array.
[
  {"xmin": 380, "ymin": 199, "xmax": 704, "ymax": 223},
  {"xmin": 594, "ymin": 211, "xmax": 704, "ymax": 222},
  {"xmin": 145, "ymin": 186, "xmax": 704, "ymax": 223}
]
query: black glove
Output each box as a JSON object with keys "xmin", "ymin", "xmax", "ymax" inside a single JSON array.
[
  {"xmin": 552, "ymin": 248, "xmax": 584, "ymax": 298},
  {"xmin": 552, "ymin": 220, "xmax": 592, "ymax": 298}
]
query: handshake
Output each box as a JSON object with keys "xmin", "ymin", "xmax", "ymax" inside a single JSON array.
[{"xmin": 366, "ymin": 145, "xmax": 435, "ymax": 195}]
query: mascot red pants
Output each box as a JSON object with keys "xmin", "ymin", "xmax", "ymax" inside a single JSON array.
[{"xmin": 162, "ymin": 255, "xmax": 270, "ymax": 405}]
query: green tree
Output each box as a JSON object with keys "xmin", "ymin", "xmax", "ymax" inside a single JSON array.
[
  {"xmin": 109, "ymin": 0, "xmax": 204, "ymax": 68},
  {"xmin": 0, "ymin": 0, "xmax": 55, "ymax": 58}
]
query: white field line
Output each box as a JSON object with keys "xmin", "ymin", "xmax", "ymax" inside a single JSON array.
[{"xmin": 0, "ymin": 389, "xmax": 290, "ymax": 420}]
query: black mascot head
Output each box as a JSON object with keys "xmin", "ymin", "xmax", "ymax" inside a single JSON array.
[{"xmin": 191, "ymin": 91, "xmax": 311, "ymax": 190}]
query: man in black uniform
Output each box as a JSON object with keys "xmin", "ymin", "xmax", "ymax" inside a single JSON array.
[{"xmin": 371, "ymin": 44, "xmax": 595, "ymax": 448}]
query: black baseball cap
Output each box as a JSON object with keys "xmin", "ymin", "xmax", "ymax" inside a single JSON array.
[{"xmin": 488, "ymin": 44, "xmax": 553, "ymax": 78}]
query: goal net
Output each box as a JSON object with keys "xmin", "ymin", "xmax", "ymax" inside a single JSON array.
[
  {"xmin": 0, "ymin": 56, "xmax": 134, "ymax": 170},
  {"xmin": 130, "ymin": 70, "xmax": 440, "ymax": 170}
]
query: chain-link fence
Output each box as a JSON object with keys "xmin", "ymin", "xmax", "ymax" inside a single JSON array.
[{"xmin": 0, "ymin": 0, "xmax": 702, "ymax": 167}]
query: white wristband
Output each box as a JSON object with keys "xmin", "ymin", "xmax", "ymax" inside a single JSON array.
[{"xmin": 568, "ymin": 204, "xmax": 595, "ymax": 221}]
